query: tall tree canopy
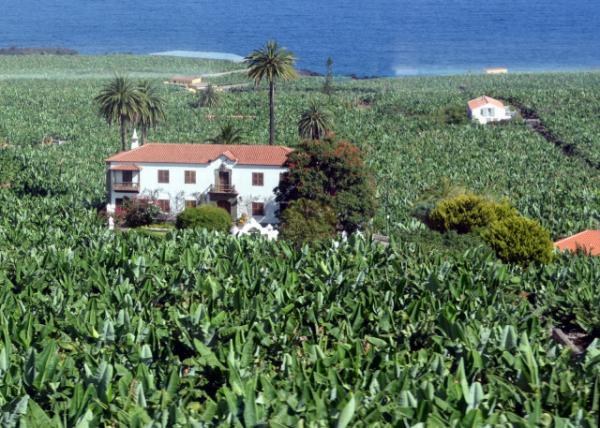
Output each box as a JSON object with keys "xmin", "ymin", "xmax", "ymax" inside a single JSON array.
[
  {"xmin": 136, "ymin": 80, "xmax": 165, "ymax": 145},
  {"xmin": 276, "ymin": 137, "xmax": 377, "ymax": 233},
  {"xmin": 245, "ymin": 41, "xmax": 298, "ymax": 145},
  {"xmin": 94, "ymin": 76, "xmax": 144, "ymax": 151}
]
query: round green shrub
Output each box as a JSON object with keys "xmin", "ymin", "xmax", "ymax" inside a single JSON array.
[
  {"xmin": 481, "ymin": 216, "xmax": 554, "ymax": 265},
  {"xmin": 176, "ymin": 205, "xmax": 232, "ymax": 232},
  {"xmin": 428, "ymin": 194, "xmax": 517, "ymax": 233},
  {"xmin": 280, "ymin": 199, "xmax": 337, "ymax": 247}
]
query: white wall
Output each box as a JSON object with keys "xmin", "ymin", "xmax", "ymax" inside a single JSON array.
[
  {"xmin": 108, "ymin": 156, "xmax": 286, "ymax": 224},
  {"xmin": 469, "ymin": 104, "xmax": 511, "ymax": 124}
]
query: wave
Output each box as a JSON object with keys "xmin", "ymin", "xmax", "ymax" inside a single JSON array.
[
  {"xmin": 149, "ymin": 50, "xmax": 244, "ymax": 62},
  {"xmin": 392, "ymin": 66, "xmax": 420, "ymax": 76}
]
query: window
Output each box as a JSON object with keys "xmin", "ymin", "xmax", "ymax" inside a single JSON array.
[
  {"xmin": 279, "ymin": 172, "xmax": 287, "ymax": 185},
  {"xmin": 252, "ymin": 202, "xmax": 265, "ymax": 216},
  {"xmin": 184, "ymin": 170, "xmax": 196, "ymax": 184},
  {"xmin": 122, "ymin": 171, "xmax": 133, "ymax": 183},
  {"xmin": 185, "ymin": 200, "xmax": 197, "ymax": 209},
  {"xmin": 158, "ymin": 170, "xmax": 169, "ymax": 183},
  {"xmin": 157, "ymin": 199, "xmax": 170, "ymax": 213},
  {"xmin": 115, "ymin": 198, "xmax": 124, "ymax": 208},
  {"xmin": 252, "ymin": 172, "xmax": 264, "ymax": 186}
]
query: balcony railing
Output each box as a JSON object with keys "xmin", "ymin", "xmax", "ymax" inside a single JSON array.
[
  {"xmin": 112, "ymin": 181, "xmax": 140, "ymax": 192},
  {"xmin": 209, "ymin": 184, "xmax": 237, "ymax": 194}
]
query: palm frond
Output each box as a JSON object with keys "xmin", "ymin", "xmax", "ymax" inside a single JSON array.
[
  {"xmin": 206, "ymin": 124, "xmax": 243, "ymax": 145},
  {"xmin": 244, "ymin": 40, "xmax": 298, "ymax": 86},
  {"xmin": 298, "ymin": 101, "xmax": 333, "ymax": 140}
]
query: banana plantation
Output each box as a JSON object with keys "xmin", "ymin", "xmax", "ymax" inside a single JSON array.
[{"xmin": 0, "ymin": 55, "xmax": 599, "ymax": 425}]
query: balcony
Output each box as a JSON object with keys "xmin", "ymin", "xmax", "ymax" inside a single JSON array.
[
  {"xmin": 112, "ymin": 181, "xmax": 140, "ymax": 192},
  {"xmin": 210, "ymin": 183, "xmax": 237, "ymax": 194},
  {"xmin": 208, "ymin": 183, "xmax": 238, "ymax": 198}
]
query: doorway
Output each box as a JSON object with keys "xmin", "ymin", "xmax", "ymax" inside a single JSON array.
[
  {"xmin": 216, "ymin": 200, "xmax": 231, "ymax": 215},
  {"xmin": 218, "ymin": 170, "xmax": 231, "ymax": 191}
]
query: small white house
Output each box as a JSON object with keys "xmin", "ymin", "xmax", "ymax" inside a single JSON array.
[
  {"xmin": 467, "ymin": 96, "xmax": 514, "ymax": 124},
  {"xmin": 105, "ymin": 136, "xmax": 292, "ymax": 225}
]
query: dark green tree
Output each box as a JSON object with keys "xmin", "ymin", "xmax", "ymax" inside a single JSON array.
[
  {"xmin": 279, "ymin": 199, "xmax": 337, "ymax": 247},
  {"xmin": 245, "ymin": 41, "xmax": 298, "ymax": 145},
  {"xmin": 276, "ymin": 137, "xmax": 376, "ymax": 233}
]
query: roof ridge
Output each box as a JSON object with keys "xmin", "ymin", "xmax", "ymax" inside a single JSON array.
[
  {"xmin": 105, "ymin": 142, "xmax": 292, "ymax": 165},
  {"xmin": 131, "ymin": 142, "xmax": 290, "ymax": 149}
]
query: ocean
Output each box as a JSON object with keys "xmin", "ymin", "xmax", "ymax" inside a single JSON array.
[{"xmin": 1, "ymin": 0, "xmax": 600, "ymax": 76}]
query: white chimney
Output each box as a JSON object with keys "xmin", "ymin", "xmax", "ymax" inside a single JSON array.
[{"xmin": 131, "ymin": 129, "xmax": 139, "ymax": 149}]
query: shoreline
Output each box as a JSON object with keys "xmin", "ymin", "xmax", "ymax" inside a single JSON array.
[
  {"xmin": 2, "ymin": 46, "xmax": 600, "ymax": 79},
  {"xmin": 0, "ymin": 46, "xmax": 78, "ymax": 55}
]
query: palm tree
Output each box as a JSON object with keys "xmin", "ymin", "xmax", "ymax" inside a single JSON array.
[
  {"xmin": 195, "ymin": 84, "xmax": 220, "ymax": 108},
  {"xmin": 136, "ymin": 80, "xmax": 166, "ymax": 145},
  {"xmin": 206, "ymin": 124, "xmax": 243, "ymax": 145},
  {"xmin": 95, "ymin": 76, "xmax": 144, "ymax": 151},
  {"xmin": 245, "ymin": 41, "xmax": 298, "ymax": 145},
  {"xmin": 298, "ymin": 101, "xmax": 332, "ymax": 140}
]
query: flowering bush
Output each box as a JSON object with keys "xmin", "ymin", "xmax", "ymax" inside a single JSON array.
[{"xmin": 123, "ymin": 198, "xmax": 162, "ymax": 228}]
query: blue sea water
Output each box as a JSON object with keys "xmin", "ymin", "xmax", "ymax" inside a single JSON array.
[{"xmin": 1, "ymin": 0, "xmax": 600, "ymax": 76}]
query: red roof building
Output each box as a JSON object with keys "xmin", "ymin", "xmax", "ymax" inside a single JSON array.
[
  {"xmin": 554, "ymin": 230, "xmax": 600, "ymax": 256},
  {"xmin": 105, "ymin": 142, "xmax": 293, "ymax": 225}
]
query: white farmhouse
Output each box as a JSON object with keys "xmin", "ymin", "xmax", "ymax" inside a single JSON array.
[
  {"xmin": 105, "ymin": 140, "xmax": 292, "ymax": 225},
  {"xmin": 467, "ymin": 96, "xmax": 514, "ymax": 124}
]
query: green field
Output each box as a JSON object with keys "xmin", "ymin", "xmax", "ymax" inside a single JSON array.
[{"xmin": 0, "ymin": 55, "xmax": 599, "ymax": 425}]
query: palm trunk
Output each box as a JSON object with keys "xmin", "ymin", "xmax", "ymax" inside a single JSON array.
[
  {"xmin": 141, "ymin": 125, "xmax": 147, "ymax": 146},
  {"xmin": 120, "ymin": 115, "xmax": 127, "ymax": 151},
  {"xmin": 269, "ymin": 80, "xmax": 275, "ymax": 145}
]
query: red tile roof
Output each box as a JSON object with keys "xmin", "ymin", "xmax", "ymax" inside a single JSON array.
[
  {"xmin": 468, "ymin": 96, "xmax": 505, "ymax": 110},
  {"xmin": 554, "ymin": 230, "xmax": 600, "ymax": 256},
  {"xmin": 106, "ymin": 143, "xmax": 293, "ymax": 166}
]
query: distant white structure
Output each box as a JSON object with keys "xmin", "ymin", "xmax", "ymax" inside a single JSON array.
[
  {"xmin": 485, "ymin": 67, "xmax": 508, "ymax": 75},
  {"xmin": 468, "ymin": 96, "xmax": 515, "ymax": 124},
  {"xmin": 231, "ymin": 217, "xmax": 279, "ymax": 240}
]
